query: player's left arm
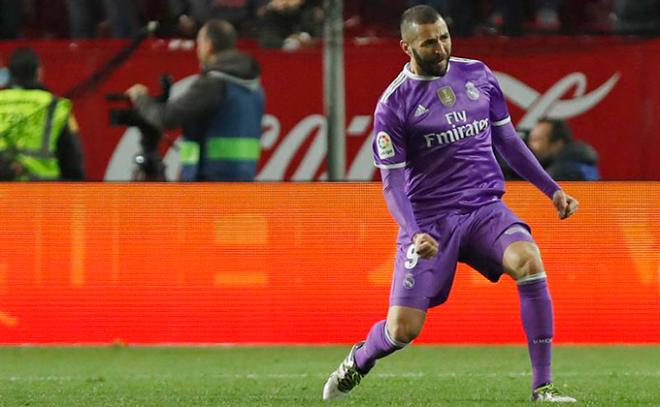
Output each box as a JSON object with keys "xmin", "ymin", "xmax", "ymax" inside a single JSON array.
[{"xmin": 485, "ymin": 66, "xmax": 578, "ymax": 219}]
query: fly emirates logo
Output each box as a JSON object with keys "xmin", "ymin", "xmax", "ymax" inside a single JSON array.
[{"xmin": 422, "ymin": 110, "xmax": 489, "ymax": 147}]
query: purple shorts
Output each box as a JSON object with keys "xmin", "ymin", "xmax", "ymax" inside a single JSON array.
[{"xmin": 389, "ymin": 201, "xmax": 535, "ymax": 311}]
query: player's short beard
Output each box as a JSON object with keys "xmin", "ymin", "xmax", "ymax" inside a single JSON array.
[{"xmin": 412, "ymin": 48, "xmax": 449, "ymax": 76}]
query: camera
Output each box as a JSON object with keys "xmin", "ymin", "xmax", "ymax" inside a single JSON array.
[{"xmin": 106, "ymin": 74, "xmax": 173, "ymax": 181}]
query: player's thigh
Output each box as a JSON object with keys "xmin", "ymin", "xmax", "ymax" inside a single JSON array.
[
  {"xmin": 461, "ymin": 203, "xmax": 536, "ymax": 282},
  {"xmin": 390, "ymin": 231, "xmax": 460, "ymax": 311}
]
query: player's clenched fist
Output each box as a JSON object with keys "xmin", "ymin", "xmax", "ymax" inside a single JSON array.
[
  {"xmin": 413, "ymin": 233, "xmax": 439, "ymax": 259},
  {"xmin": 552, "ymin": 190, "xmax": 579, "ymax": 220}
]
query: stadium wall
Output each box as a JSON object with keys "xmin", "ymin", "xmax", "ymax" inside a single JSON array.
[
  {"xmin": 1, "ymin": 37, "xmax": 659, "ymax": 181},
  {"xmin": 0, "ymin": 182, "xmax": 657, "ymax": 344}
]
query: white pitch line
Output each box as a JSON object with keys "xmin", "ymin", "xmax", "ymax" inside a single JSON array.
[{"xmin": 2, "ymin": 371, "xmax": 660, "ymax": 382}]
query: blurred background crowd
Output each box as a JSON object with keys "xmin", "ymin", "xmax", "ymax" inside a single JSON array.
[{"xmin": 1, "ymin": 0, "xmax": 659, "ymax": 46}]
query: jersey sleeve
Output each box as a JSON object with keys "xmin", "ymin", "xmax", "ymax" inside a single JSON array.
[
  {"xmin": 484, "ymin": 65, "xmax": 512, "ymax": 127},
  {"xmin": 372, "ymin": 101, "xmax": 407, "ymax": 169}
]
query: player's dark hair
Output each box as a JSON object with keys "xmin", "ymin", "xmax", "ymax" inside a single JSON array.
[
  {"xmin": 8, "ymin": 47, "xmax": 41, "ymax": 87},
  {"xmin": 400, "ymin": 5, "xmax": 442, "ymax": 40},
  {"xmin": 203, "ymin": 19, "xmax": 237, "ymax": 53},
  {"xmin": 539, "ymin": 118, "xmax": 573, "ymax": 144}
]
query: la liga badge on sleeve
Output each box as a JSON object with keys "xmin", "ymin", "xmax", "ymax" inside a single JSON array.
[{"xmin": 376, "ymin": 131, "xmax": 395, "ymax": 159}]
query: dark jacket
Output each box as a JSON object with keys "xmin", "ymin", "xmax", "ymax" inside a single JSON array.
[
  {"xmin": 135, "ymin": 50, "xmax": 261, "ymax": 131},
  {"xmin": 546, "ymin": 140, "xmax": 600, "ymax": 181},
  {"xmin": 134, "ymin": 50, "xmax": 264, "ymax": 181}
]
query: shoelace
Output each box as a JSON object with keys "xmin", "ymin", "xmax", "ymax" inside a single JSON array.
[
  {"xmin": 536, "ymin": 384, "xmax": 560, "ymax": 398},
  {"xmin": 337, "ymin": 368, "xmax": 362, "ymax": 392},
  {"xmin": 335, "ymin": 359, "xmax": 362, "ymax": 389}
]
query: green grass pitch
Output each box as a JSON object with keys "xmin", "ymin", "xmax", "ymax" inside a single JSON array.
[{"xmin": 0, "ymin": 345, "xmax": 658, "ymax": 406}]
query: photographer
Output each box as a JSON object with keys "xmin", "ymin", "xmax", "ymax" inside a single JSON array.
[
  {"xmin": 126, "ymin": 19, "xmax": 265, "ymax": 181},
  {"xmin": 0, "ymin": 47, "xmax": 85, "ymax": 181}
]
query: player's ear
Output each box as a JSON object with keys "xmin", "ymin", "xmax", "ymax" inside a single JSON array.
[{"xmin": 400, "ymin": 40, "xmax": 412, "ymax": 57}]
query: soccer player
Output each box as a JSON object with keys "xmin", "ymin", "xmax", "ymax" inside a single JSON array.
[{"xmin": 322, "ymin": 5, "xmax": 578, "ymax": 403}]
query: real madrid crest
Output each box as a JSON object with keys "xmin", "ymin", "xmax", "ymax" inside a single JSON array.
[
  {"xmin": 403, "ymin": 272, "xmax": 415, "ymax": 289},
  {"xmin": 465, "ymin": 81, "xmax": 480, "ymax": 101},
  {"xmin": 437, "ymin": 86, "xmax": 456, "ymax": 107}
]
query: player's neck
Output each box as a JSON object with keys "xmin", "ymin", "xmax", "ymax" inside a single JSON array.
[
  {"xmin": 405, "ymin": 62, "xmax": 446, "ymax": 79},
  {"xmin": 409, "ymin": 61, "xmax": 424, "ymax": 76}
]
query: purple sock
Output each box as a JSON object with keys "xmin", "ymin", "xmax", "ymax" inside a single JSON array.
[
  {"xmin": 517, "ymin": 277, "xmax": 554, "ymax": 390},
  {"xmin": 353, "ymin": 320, "xmax": 405, "ymax": 374}
]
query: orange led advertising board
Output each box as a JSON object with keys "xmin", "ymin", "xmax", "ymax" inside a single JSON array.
[{"xmin": 0, "ymin": 183, "xmax": 657, "ymax": 344}]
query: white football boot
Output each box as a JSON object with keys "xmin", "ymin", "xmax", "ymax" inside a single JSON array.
[
  {"xmin": 322, "ymin": 342, "xmax": 365, "ymax": 400},
  {"xmin": 531, "ymin": 383, "xmax": 577, "ymax": 403}
]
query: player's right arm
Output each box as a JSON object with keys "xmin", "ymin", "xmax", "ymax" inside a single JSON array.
[
  {"xmin": 373, "ymin": 102, "xmax": 438, "ymax": 258},
  {"xmin": 131, "ymin": 76, "xmax": 225, "ymax": 130}
]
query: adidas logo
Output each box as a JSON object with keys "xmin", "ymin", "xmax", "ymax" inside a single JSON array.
[{"xmin": 414, "ymin": 104, "xmax": 429, "ymax": 117}]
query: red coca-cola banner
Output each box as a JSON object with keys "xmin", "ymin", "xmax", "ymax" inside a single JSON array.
[{"xmin": 1, "ymin": 37, "xmax": 659, "ymax": 181}]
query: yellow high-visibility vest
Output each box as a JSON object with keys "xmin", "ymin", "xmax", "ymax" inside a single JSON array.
[{"xmin": 0, "ymin": 88, "xmax": 72, "ymax": 180}]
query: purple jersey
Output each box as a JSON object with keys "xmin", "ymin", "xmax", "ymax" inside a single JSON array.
[{"xmin": 372, "ymin": 57, "xmax": 514, "ymax": 222}]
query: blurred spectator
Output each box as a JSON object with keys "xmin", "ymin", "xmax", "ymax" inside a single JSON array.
[
  {"xmin": 407, "ymin": 0, "xmax": 448, "ymax": 13},
  {"xmin": 533, "ymin": 0, "xmax": 562, "ymax": 29},
  {"xmin": 492, "ymin": 0, "xmax": 561, "ymax": 36},
  {"xmin": 258, "ymin": 0, "xmax": 324, "ymax": 49},
  {"xmin": 344, "ymin": 0, "xmax": 407, "ymax": 38},
  {"xmin": 169, "ymin": 0, "xmax": 261, "ymax": 37},
  {"xmin": 449, "ymin": 0, "xmax": 480, "ymax": 37},
  {"xmin": 527, "ymin": 119, "xmax": 599, "ymax": 181},
  {"xmin": 0, "ymin": 0, "xmax": 24, "ymax": 39},
  {"xmin": 0, "ymin": 47, "xmax": 85, "ymax": 181},
  {"xmin": 126, "ymin": 20, "xmax": 265, "ymax": 181},
  {"xmin": 408, "ymin": 0, "xmax": 477, "ymax": 37},
  {"xmin": 406, "ymin": 0, "xmax": 562, "ymax": 37},
  {"xmin": 560, "ymin": 0, "xmax": 613, "ymax": 34},
  {"xmin": 66, "ymin": 0, "xmax": 141, "ymax": 38},
  {"xmin": 612, "ymin": 0, "xmax": 660, "ymax": 34}
]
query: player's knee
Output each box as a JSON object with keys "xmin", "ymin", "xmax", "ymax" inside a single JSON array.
[
  {"xmin": 504, "ymin": 242, "xmax": 544, "ymax": 280},
  {"xmin": 387, "ymin": 320, "xmax": 422, "ymax": 344}
]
